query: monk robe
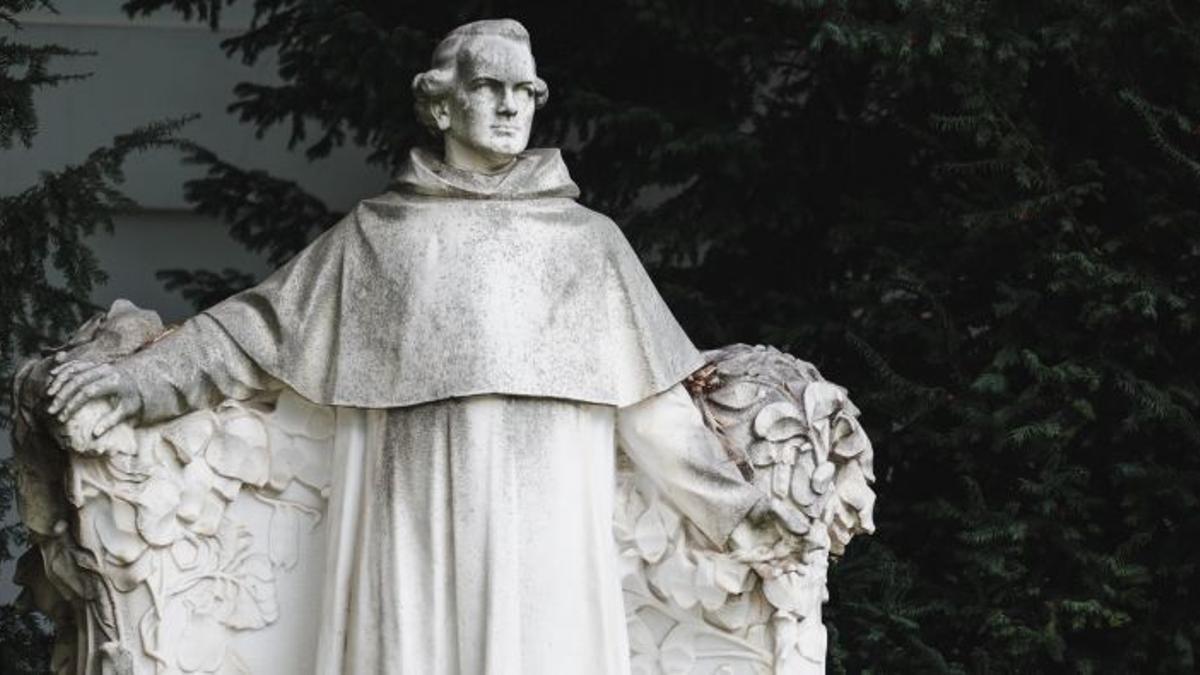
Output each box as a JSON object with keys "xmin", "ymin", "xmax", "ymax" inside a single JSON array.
[{"xmin": 118, "ymin": 147, "xmax": 761, "ymax": 674}]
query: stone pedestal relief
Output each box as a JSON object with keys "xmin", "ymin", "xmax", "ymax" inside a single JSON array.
[
  {"xmin": 13, "ymin": 303, "xmax": 331, "ymax": 674},
  {"xmin": 13, "ymin": 303, "xmax": 875, "ymax": 674}
]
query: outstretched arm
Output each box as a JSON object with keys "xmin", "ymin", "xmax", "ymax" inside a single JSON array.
[
  {"xmin": 47, "ymin": 313, "xmax": 275, "ymax": 434},
  {"xmin": 616, "ymin": 382, "xmax": 764, "ymax": 547}
]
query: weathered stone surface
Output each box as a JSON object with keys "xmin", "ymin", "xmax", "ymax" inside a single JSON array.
[{"xmin": 17, "ymin": 18, "xmax": 875, "ymax": 674}]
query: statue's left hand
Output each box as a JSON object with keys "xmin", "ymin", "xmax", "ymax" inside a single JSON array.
[{"xmin": 46, "ymin": 359, "xmax": 143, "ymax": 437}]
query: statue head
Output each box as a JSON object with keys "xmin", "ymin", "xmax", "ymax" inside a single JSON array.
[{"xmin": 412, "ymin": 19, "xmax": 550, "ymax": 173}]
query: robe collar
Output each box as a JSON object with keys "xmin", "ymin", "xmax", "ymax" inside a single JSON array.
[{"xmin": 392, "ymin": 146, "xmax": 581, "ymax": 200}]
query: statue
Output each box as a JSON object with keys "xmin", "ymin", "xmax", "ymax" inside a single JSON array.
[{"xmin": 13, "ymin": 19, "xmax": 876, "ymax": 675}]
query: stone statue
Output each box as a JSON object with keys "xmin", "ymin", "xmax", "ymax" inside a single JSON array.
[{"xmin": 13, "ymin": 19, "xmax": 876, "ymax": 675}]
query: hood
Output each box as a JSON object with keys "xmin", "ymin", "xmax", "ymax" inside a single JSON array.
[{"xmin": 391, "ymin": 146, "xmax": 581, "ymax": 200}]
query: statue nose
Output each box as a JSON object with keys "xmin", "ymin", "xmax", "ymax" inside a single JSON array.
[{"xmin": 497, "ymin": 89, "xmax": 517, "ymax": 115}]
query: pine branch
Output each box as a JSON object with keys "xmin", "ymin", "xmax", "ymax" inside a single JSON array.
[
  {"xmin": 155, "ymin": 267, "xmax": 258, "ymax": 311},
  {"xmin": 1120, "ymin": 89, "xmax": 1200, "ymax": 186},
  {"xmin": 0, "ymin": 38, "xmax": 94, "ymax": 149},
  {"xmin": 121, "ymin": 0, "xmax": 230, "ymax": 30},
  {"xmin": 0, "ymin": 1, "xmax": 55, "ymax": 28},
  {"xmin": 178, "ymin": 142, "xmax": 341, "ymax": 266}
]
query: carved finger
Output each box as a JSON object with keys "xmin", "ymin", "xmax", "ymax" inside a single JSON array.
[
  {"xmin": 49, "ymin": 357, "xmax": 84, "ymax": 376},
  {"xmin": 48, "ymin": 366, "xmax": 109, "ymax": 414},
  {"xmin": 57, "ymin": 375, "xmax": 119, "ymax": 421},
  {"xmin": 49, "ymin": 365, "xmax": 108, "ymax": 413},
  {"xmin": 93, "ymin": 400, "xmax": 134, "ymax": 438},
  {"xmin": 49, "ymin": 361, "xmax": 103, "ymax": 399},
  {"xmin": 49, "ymin": 358, "xmax": 93, "ymax": 379},
  {"xmin": 47, "ymin": 360, "xmax": 95, "ymax": 396}
]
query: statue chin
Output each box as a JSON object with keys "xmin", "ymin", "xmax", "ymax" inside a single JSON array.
[{"xmin": 443, "ymin": 135, "xmax": 528, "ymax": 173}]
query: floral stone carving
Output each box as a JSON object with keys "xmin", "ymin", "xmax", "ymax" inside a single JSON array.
[
  {"xmin": 615, "ymin": 345, "xmax": 876, "ymax": 674},
  {"xmin": 12, "ymin": 303, "xmax": 875, "ymax": 674},
  {"xmin": 13, "ymin": 301, "xmax": 333, "ymax": 675}
]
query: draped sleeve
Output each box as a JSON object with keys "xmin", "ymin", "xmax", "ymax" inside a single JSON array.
[
  {"xmin": 616, "ymin": 383, "xmax": 763, "ymax": 545},
  {"xmin": 119, "ymin": 314, "xmax": 279, "ymax": 424}
]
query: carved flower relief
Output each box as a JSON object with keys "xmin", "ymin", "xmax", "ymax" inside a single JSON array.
[
  {"xmin": 771, "ymin": 612, "xmax": 828, "ymax": 670},
  {"xmin": 614, "ymin": 344, "xmax": 878, "ymax": 674},
  {"xmin": 55, "ymin": 389, "xmax": 334, "ymax": 673},
  {"xmin": 800, "ymin": 381, "xmax": 877, "ymax": 555},
  {"xmin": 698, "ymin": 348, "xmax": 877, "ymax": 559},
  {"xmin": 258, "ymin": 390, "xmax": 335, "ymax": 494},
  {"xmin": 68, "ymin": 393, "xmax": 329, "ymax": 553},
  {"xmin": 66, "ymin": 410, "xmax": 256, "ymax": 579},
  {"xmin": 616, "ymin": 472, "xmax": 772, "ymax": 674},
  {"xmin": 138, "ymin": 526, "xmax": 278, "ymax": 674},
  {"xmin": 628, "ymin": 616, "xmax": 700, "ymax": 675},
  {"xmin": 616, "ymin": 475, "xmax": 755, "ymax": 606}
]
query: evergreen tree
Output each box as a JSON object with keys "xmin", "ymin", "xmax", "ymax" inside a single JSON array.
[
  {"xmin": 1, "ymin": 2, "xmax": 185, "ymax": 670},
  {"xmin": 6, "ymin": 0, "xmax": 1191, "ymax": 670}
]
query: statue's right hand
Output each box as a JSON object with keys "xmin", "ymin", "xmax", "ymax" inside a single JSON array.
[{"xmin": 46, "ymin": 359, "xmax": 143, "ymax": 437}]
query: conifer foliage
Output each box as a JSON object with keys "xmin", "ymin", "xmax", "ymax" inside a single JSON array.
[
  {"xmin": 1, "ymin": 2, "xmax": 184, "ymax": 670},
  {"xmin": 6, "ymin": 0, "xmax": 1199, "ymax": 671}
]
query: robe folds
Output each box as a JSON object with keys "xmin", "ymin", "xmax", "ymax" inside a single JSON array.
[
  {"xmin": 200, "ymin": 147, "xmax": 702, "ymax": 408},
  {"xmin": 120, "ymin": 147, "xmax": 762, "ymax": 674}
]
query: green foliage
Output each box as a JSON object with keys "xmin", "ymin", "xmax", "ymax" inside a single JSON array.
[
  {"xmin": 0, "ymin": 604, "xmax": 52, "ymax": 674},
  {"xmin": 22, "ymin": 0, "xmax": 1198, "ymax": 670},
  {"xmin": 151, "ymin": 142, "xmax": 343, "ymax": 304},
  {"xmin": 1, "ymin": 1, "xmax": 81, "ymax": 149},
  {"xmin": 1, "ymin": 1, "xmax": 185, "ymax": 667}
]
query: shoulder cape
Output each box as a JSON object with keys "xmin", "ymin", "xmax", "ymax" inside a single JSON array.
[{"xmin": 202, "ymin": 148, "xmax": 703, "ymax": 408}]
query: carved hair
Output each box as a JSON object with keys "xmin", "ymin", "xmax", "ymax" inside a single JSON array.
[{"xmin": 412, "ymin": 19, "xmax": 550, "ymax": 133}]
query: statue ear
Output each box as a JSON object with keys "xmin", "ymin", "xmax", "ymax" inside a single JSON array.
[{"xmin": 432, "ymin": 99, "xmax": 452, "ymax": 132}]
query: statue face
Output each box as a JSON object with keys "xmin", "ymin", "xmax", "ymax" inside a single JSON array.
[{"xmin": 435, "ymin": 36, "xmax": 538, "ymax": 172}]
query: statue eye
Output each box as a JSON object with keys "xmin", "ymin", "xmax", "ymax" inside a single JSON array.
[{"xmin": 467, "ymin": 78, "xmax": 501, "ymax": 94}]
